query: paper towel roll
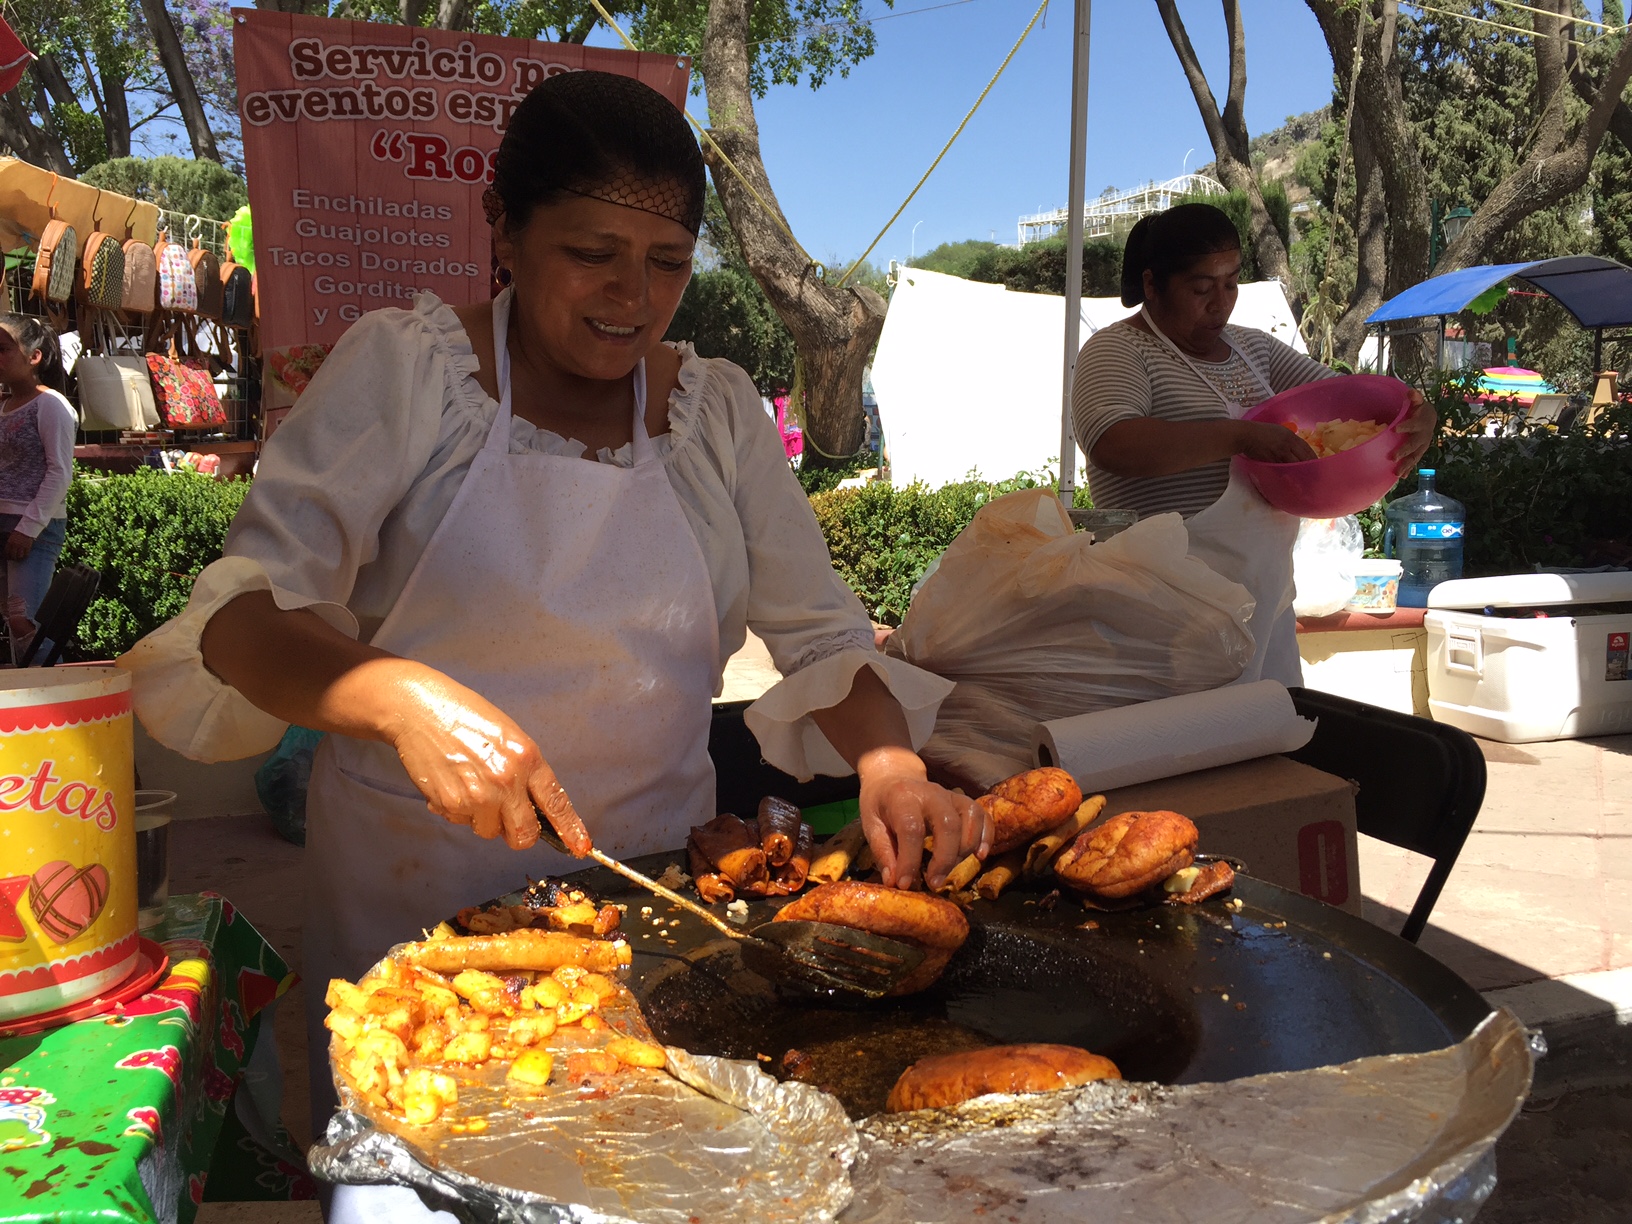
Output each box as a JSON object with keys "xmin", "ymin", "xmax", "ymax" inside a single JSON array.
[{"xmin": 1031, "ymin": 681, "xmax": 1316, "ymax": 792}]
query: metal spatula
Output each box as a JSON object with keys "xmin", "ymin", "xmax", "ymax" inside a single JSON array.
[{"xmin": 534, "ymin": 819, "xmax": 924, "ymax": 998}]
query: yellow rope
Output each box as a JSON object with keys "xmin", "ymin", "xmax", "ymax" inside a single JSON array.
[
  {"xmin": 583, "ymin": 0, "xmax": 819, "ymax": 270},
  {"xmin": 835, "ymin": 0, "xmax": 1051, "ymax": 287},
  {"xmin": 1487, "ymin": 0, "xmax": 1626, "ymax": 35},
  {"xmin": 1402, "ymin": 1, "xmax": 1591, "ymax": 47}
]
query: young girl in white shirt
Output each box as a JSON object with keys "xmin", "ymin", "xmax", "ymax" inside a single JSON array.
[{"xmin": 0, "ymin": 315, "xmax": 76, "ymax": 655}]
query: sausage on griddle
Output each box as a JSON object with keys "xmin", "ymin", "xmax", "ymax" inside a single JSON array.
[
  {"xmin": 757, "ymin": 796, "xmax": 803, "ymax": 867},
  {"xmin": 689, "ymin": 814, "xmax": 769, "ymax": 891}
]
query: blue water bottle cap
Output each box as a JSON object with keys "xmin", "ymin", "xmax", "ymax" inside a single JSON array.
[{"xmin": 1418, "ymin": 468, "xmax": 1435, "ymax": 477}]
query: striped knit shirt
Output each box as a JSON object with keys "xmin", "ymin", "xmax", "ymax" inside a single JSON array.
[{"xmin": 1072, "ymin": 320, "xmax": 1337, "ymax": 518}]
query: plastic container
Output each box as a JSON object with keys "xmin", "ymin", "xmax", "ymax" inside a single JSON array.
[
  {"xmin": 0, "ymin": 668, "xmax": 138, "ymax": 1023},
  {"xmin": 1239, "ymin": 374, "xmax": 1413, "ymax": 517},
  {"xmin": 1424, "ymin": 571, "xmax": 1632, "ymax": 742},
  {"xmin": 1346, "ymin": 560, "xmax": 1403, "ymax": 612},
  {"xmin": 1384, "ymin": 469, "xmax": 1465, "ymax": 607}
]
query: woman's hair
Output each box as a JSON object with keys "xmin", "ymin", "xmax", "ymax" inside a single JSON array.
[
  {"xmin": 0, "ymin": 314, "xmax": 65, "ymax": 393},
  {"xmin": 1119, "ymin": 203, "xmax": 1243, "ymax": 307},
  {"xmin": 487, "ymin": 70, "xmax": 706, "ymax": 237}
]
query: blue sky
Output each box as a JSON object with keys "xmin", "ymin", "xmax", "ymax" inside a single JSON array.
[{"xmin": 678, "ymin": 0, "xmax": 1339, "ymax": 265}]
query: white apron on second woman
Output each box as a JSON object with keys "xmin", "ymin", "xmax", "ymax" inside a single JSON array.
[
  {"xmin": 1137, "ymin": 307, "xmax": 1303, "ymax": 687},
  {"xmin": 302, "ymin": 288, "xmax": 719, "ymax": 1168}
]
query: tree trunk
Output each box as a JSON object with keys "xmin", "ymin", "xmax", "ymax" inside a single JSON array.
[
  {"xmin": 699, "ymin": 0, "xmax": 885, "ymax": 463},
  {"xmin": 1331, "ymin": 123, "xmax": 1387, "ymax": 367},
  {"xmin": 1306, "ymin": 0, "xmax": 1431, "ymax": 299},
  {"xmin": 434, "ymin": 0, "xmax": 475, "ymax": 31},
  {"xmin": 400, "ymin": 0, "xmax": 429, "ymax": 25},
  {"xmin": 99, "ymin": 66, "xmax": 133, "ymax": 160},
  {"xmin": 139, "ymin": 0, "xmax": 222, "ymax": 163},
  {"xmin": 1151, "ymin": 0, "xmax": 1294, "ymax": 298},
  {"xmin": 0, "ymin": 90, "xmax": 74, "ymax": 175},
  {"xmin": 1437, "ymin": 3, "xmax": 1632, "ymax": 272}
]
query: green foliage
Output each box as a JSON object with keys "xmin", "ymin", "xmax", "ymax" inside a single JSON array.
[
  {"xmin": 666, "ymin": 185, "xmax": 796, "ymax": 394},
  {"xmin": 808, "ymin": 473, "xmax": 1088, "ymax": 625},
  {"xmin": 1173, "ymin": 185, "xmax": 1291, "ymax": 283},
  {"xmin": 796, "ymin": 450, "xmax": 873, "ymax": 495},
  {"xmin": 913, "ymin": 239, "xmax": 1003, "ymax": 279},
  {"xmin": 59, "ymin": 469, "xmax": 251, "ymax": 660},
  {"xmin": 959, "ymin": 236, "xmax": 1123, "ymax": 297},
  {"xmin": 81, "ymin": 156, "xmax": 249, "ymax": 222},
  {"xmin": 1411, "ymin": 369, "xmax": 1632, "ymax": 573}
]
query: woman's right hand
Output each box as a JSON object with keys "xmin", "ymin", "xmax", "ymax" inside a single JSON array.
[
  {"xmin": 1234, "ymin": 420, "xmax": 1319, "ymax": 464},
  {"xmin": 380, "ymin": 662, "xmax": 592, "ymax": 855}
]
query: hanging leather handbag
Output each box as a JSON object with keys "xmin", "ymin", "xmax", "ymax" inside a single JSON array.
[
  {"xmin": 32, "ymin": 217, "xmax": 78, "ymax": 304},
  {"xmin": 221, "ymin": 261, "xmax": 254, "ymax": 329},
  {"xmin": 189, "ymin": 238, "xmax": 222, "ymax": 319},
  {"xmin": 77, "ymin": 231, "xmax": 126, "ymax": 310},
  {"xmin": 76, "ymin": 315, "xmax": 159, "ymax": 431},
  {"xmin": 146, "ymin": 320, "xmax": 224, "ymax": 430}
]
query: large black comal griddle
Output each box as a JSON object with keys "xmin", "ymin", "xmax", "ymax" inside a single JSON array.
[{"xmin": 548, "ymin": 851, "xmax": 1492, "ymax": 1119}]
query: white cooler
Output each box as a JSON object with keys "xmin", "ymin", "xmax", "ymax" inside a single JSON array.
[{"xmin": 1424, "ymin": 572, "xmax": 1632, "ymax": 742}]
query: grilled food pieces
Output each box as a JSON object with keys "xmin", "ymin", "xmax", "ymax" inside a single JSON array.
[
  {"xmin": 399, "ymin": 928, "xmax": 632, "ymax": 974},
  {"xmin": 327, "ymin": 958, "xmax": 631, "ymax": 1123},
  {"xmin": 455, "ymin": 878, "xmax": 620, "ymax": 937},
  {"xmin": 757, "ymin": 796, "xmax": 803, "ymax": 867},
  {"xmin": 770, "ymin": 821, "xmax": 815, "ymax": 895},
  {"xmin": 688, "ymin": 814, "xmax": 769, "ymax": 892},
  {"xmin": 1162, "ymin": 858, "xmax": 1236, "ymax": 905},
  {"xmin": 885, "ymin": 1043, "xmax": 1122, "ymax": 1112},
  {"xmin": 688, "ymin": 841, "xmax": 737, "ymax": 904},
  {"xmin": 773, "ymin": 881, "xmax": 969, "ymax": 995},
  {"xmin": 1054, "ymin": 810, "xmax": 1198, "ymax": 899},
  {"xmin": 980, "ymin": 768, "xmax": 1084, "ymax": 854}
]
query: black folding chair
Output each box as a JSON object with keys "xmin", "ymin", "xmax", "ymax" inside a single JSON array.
[
  {"xmin": 1286, "ymin": 687, "xmax": 1486, "ymax": 943},
  {"xmin": 17, "ymin": 565, "xmax": 101, "ymax": 667}
]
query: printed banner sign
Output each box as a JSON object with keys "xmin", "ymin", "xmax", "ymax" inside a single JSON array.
[{"xmin": 233, "ymin": 10, "xmax": 690, "ymax": 356}]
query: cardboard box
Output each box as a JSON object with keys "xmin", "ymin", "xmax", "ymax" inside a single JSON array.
[{"xmin": 1097, "ymin": 755, "xmax": 1361, "ymax": 915}]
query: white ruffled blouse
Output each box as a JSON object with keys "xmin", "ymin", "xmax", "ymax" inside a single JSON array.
[{"xmin": 120, "ymin": 293, "xmax": 950, "ymax": 778}]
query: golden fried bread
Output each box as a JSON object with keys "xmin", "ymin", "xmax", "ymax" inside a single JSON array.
[
  {"xmin": 980, "ymin": 767, "xmax": 1084, "ymax": 853},
  {"xmin": 885, "ymin": 1043, "xmax": 1121, "ymax": 1112},
  {"xmin": 1054, "ymin": 810, "xmax": 1198, "ymax": 899},
  {"xmin": 773, "ymin": 881, "xmax": 969, "ymax": 995}
]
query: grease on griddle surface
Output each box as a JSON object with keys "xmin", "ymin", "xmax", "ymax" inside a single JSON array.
[{"xmin": 642, "ymin": 924, "xmax": 1199, "ymax": 1119}]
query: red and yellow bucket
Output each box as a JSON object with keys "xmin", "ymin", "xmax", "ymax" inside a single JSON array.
[{"xmin": 0, "ymin": 668, "xmax": 137, "ymax": 1022}]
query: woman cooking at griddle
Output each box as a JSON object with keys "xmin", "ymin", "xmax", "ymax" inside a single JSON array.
[{"xmin": 122, "ymin": 70, "xmax": 990, "ymax": 1184}]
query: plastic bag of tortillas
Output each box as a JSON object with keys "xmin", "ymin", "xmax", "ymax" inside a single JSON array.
[{"xmin": 884, "ymin": 487, "xmax": 1254, "ymax": 788}]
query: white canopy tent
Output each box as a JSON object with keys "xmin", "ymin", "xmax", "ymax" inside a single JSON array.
[{"xmin": 871, "ymin": 267, "xmax": 1306, "ymax": 490}]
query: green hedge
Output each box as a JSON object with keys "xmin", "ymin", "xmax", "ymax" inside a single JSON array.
[
  {"xmin": 811, "ymin": 473, "xmax": 1090, "ymax": 625},
  {"xmin": 60, "ymin": 468, "xmax": 251, "ymax": 660},
  {"xmin": 54, "ymin": 403, "xmax": 1631, "ymax": 659}
]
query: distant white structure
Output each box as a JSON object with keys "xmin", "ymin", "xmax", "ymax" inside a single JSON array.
[
  {"xmin": 1018, "ymin": 174, "xmax": 1227, "ymax": 246},
  {"xmin": 871, "ymin": 268, "xmax": 1305, "ymax": 492}
]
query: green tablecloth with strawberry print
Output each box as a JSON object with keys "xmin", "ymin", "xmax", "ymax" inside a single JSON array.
[{"xmin": 0, "ymin": 893, "xmax": 297, "ymax": 1224}]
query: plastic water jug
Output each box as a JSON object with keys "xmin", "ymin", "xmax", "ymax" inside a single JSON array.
[{"xmin": 1383, "ymin": 469, "xmax": 1465, "ymax": 607}]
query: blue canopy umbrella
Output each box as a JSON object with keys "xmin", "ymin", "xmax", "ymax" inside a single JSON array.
[{"xmin": 1366, "ymin": 255, "xmax": 1632, "ymax": 368}]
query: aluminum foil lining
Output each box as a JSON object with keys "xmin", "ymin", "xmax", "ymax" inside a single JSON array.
[
  {"xmin": 311, "ymin": 1043, "xmax": 858, "ymax": 1224},
  {"xmin": 312, "ymin": 944, "xmax": 1527, "ymax": 1224},
  {"xmin": 839, "ymin": 1007, "xmax": 1532, "ymax": 1224}
]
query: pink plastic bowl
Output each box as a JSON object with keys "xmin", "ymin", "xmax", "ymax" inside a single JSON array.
[{"xmin": 1238, "ymin": 374, "xmax": 1412, "ymax": 517}]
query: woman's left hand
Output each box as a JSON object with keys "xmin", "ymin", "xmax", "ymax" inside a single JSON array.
[
  {"xmin": 4, "ymin": 530, "xmax": 32, "ymax": 561},
  {"xmin": 1390, "ymin": 390, "xmax": 1436, "ymax": 476},
  {"xmin": 858, "ymin": 747, "xmax": 993, "ymax": 891}
]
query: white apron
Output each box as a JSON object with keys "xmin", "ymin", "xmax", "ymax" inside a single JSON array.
[
  {"xmin": 304, "ymin": 289, "xmax": 719, "ymax": 1192},
  {"xmin": 1138, "ymin": 308, "xmax": 1304, "ymax": 687}
]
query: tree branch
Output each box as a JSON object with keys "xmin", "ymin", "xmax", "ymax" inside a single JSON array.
[
  {"xmin": 0, "ymin": 90, "xmax": 74, "ymax": 176},
  {"xmin": 138, "ymin": 0, "xmax": 222, "ymax": 162},
  {"xmin": 1440, "ymin": 19, "xmax": 1632, "ymax": 271},
  {"xmin": 1221, "ymin": 0, "xmax": 1248, "ymax": 157},
  {"xmin": 1152, "ymin": 0, "xmax": 1231, "ymax": 157}
]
